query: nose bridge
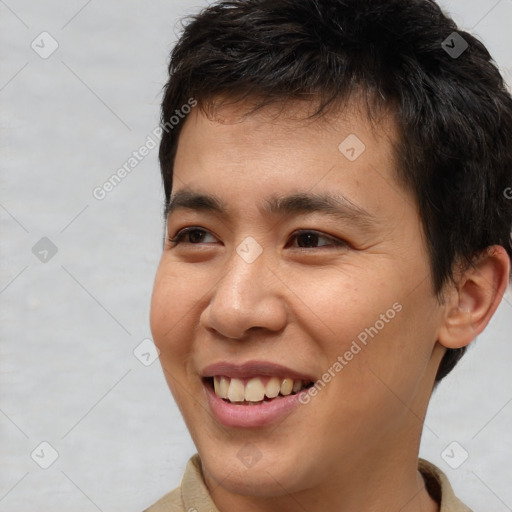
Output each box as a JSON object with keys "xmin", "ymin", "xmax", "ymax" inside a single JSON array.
[
  {"xmin": 202, "ymin": 240, "xmax": 286, "ymax": 338},
  {"xmin": 222, "ymin": 236, "xmax": 270, "ymax": 302},
  {"xmin": 225, "ymin": 255, "xmax": 263, "ymax": 307}
]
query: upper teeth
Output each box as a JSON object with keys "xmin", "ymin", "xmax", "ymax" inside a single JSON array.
[{"xmin": 213, "ymin": 376, "xmax": 306, "ymax": 403}]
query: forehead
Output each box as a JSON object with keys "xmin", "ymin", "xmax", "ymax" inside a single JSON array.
[{"xmin": 172, "ymin": 98, "xmax": 409, "ymax": 220}]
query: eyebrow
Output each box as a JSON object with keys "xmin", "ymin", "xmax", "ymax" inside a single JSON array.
[{"xmin": 165, "ymin": 189, "xmax": 377, "ymax": 230}]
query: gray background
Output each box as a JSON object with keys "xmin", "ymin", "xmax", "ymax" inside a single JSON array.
[{"xmin": 0, "ymin": 1, "xmax": 511, "ymax": 510}]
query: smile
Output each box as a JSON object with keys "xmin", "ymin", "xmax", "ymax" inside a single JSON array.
[
  {"xmin": 209, "ymin": 376, "xmax": 313, "ymax": 404},
  {"xmin": 201, "ymin": 361, "xmax": 316, "ymax": 428}
]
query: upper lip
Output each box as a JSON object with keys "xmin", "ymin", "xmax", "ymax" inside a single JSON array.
[{"xmin": 201, "ymin": 360, "xmax": 316, "ymax": 382}]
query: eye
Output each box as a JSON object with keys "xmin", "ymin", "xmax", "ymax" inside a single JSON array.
[
  {"xmin": 167, "ymin": 227, "xmax": 348, "ymax": 249},
  {"xmin": 288, "ymin": 230, "xmax": 348, "ymax": 249},
  {"xmin": 168, "ymin": 227, "xmax": 218, "ymax": 245}
]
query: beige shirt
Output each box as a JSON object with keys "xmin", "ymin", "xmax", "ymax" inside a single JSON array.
[{"xmin": 144, "ymin": 455, "xmax": 473, "ymax": 512}]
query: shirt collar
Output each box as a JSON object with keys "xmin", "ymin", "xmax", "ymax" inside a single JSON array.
[{"xmin": 180, "ymin": 454, "xmax": 473, "ymax": 512}]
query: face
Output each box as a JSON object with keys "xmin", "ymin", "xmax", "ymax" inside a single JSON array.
[{"xmin": 150, "ymin": 99, "xmax": 447, "ymax": 501}]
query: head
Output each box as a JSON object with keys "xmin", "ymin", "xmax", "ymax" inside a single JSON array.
[{"xmin": 150, "ymin": 0, "xmax": 512, "ymax": 506}]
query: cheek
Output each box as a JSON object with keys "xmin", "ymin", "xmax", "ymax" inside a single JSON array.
[
  {"xmin": 287, "ymin": 264, "xmax": 395, "ymax": 346},
  {"xmin": 338, "ymin": 288, "xmax": 440, "ymax": 410},
  {"xmin": 293, "ymin": 265, "xmax": 437, "ymax": 390},
  {"xmin": 150, "ymin": 265, "xmax": 198, "ymax": 352},
  {"xmin": 150, "ymin": 267, "xmax": 204, "ymax": 405}
]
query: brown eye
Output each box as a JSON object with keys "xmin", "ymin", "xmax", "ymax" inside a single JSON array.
[
  {"xmin": 296, "ymin": 232, "xmax": 322, "ymax": 248},
  {"xmin": 168, "ymin": 227, "xmax": 217, "ymax": 245},
  {"xmin": 289, "ymin": 230, "xmax": 348, "ymax": 249}
]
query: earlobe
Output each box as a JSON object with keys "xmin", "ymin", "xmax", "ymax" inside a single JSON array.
[{"xmin": 438, "ymin": 246, "xmax": 511, "ymax": 350}]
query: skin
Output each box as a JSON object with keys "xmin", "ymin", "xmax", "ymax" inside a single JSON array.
[{"xmin": 150, "ymin": 98, "xmax": 510, "ymax": 512}]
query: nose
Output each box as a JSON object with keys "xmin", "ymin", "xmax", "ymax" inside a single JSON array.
[{"xmin": 199, "ymin": 247, "xmax": 288, "ymax": 339}]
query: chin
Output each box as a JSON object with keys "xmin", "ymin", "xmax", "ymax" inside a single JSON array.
[{"xmin": 199, "ymin": 444, "xmax": 309, "ymax": 498}]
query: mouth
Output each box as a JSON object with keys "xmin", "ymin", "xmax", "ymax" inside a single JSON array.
[
  {"xmin": 203, "ymin": 375, "xmax": 314, "ymax": 405},
  {"xmin": 201, "ymin": 361, "xmax": 317, "ymax": 427}
]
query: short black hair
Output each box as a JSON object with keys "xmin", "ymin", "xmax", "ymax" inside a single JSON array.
[{"xmin": 159, "ymin": 0, "xmax": 512, "ymax": 383}]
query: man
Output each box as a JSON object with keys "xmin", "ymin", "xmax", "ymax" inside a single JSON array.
[{"xmin": 146, "ymin": 0, "xmax": 512, "ymax": 510}]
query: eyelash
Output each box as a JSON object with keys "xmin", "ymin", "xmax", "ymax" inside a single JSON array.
[{"xmin": 167, "ymin": 227, "xmax": 348, "ymax": 249}]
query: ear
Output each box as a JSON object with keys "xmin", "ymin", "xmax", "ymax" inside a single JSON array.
[{"xmin": 438, "ymin": 245, "xmax": 511, "ymax": 349}]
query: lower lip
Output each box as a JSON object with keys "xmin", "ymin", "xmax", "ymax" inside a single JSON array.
[{"xmin": 204, "ymin": 382, "xmax": 308, "ymax": 428}]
